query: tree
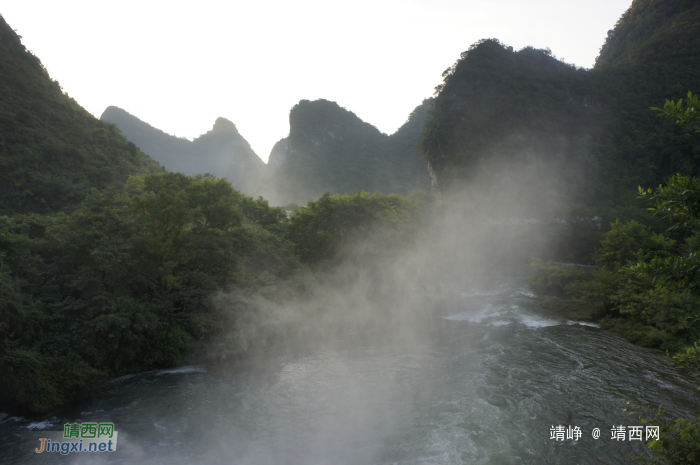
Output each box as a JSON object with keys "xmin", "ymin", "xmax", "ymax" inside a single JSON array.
[
  {"xmin": 651, "ymin": 91, "xmax": 700, "ymax": 132},
  {"xmin": 631, "ymin": 175, "xmax": 700, "ymax": 294},
  {"xmin": 630, "ymin": 90, "xmax": 700, "ymax": 292},
  {"xmin": 628, "ymin": 91, "xmax": 700, "ymax": 464}
]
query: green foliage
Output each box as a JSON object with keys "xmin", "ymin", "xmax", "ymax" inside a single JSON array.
[
  {"xmin": 649, "ymin": 415, "xmax": 700, "ymax": 464},
  {"xmin": 286, "ymin": 191, "xmax": 425, "ymax": 263},
  {"xmin": 607, "ymin": 277, "xmax": 698, "ymax": 343},
  {"xmin": 0, "ymin": 178, "xmax": 431, "ymax": 415},
  {"xmin": 0, "ymin": 18, "xmax": 161, "ymax": 213},
  {"xmin": 529, "ymin": 216, "xmax": 699, "ymax": 351},
  {"xmin": 640, "ymin": 174, "xmax": 700, "ymax": 231},
  {"xmin": 629, "ymin": 88, "xmax": 700, "ymax": 296},
  {"xmin": 604, "ymin": 318, "xmax": 679, "ymax": 351},
  {"xmin": 528, "ymin": 259, "xmax": 590, "ymax": 296},
  {"xmin": 0, "ymin": 346, "xmax": 104, "ymax": 415},
  {"xmin": 630, "ymin": 175, "xmax": 700, "ymax": 294},
  {"xmin": 632, "ymin": 252, "xmax": 700, "ymax": 295},
  {"xmin": 595, "ymin": 219, "xmax": 675, "ymax": 271},
  {"xmin": 629, "ymin": 404, "xmax": 700, "ymax": 464},
  {"xmin": 626, "ymin": 105, "xmax": 700, "ymax": 462},
  {"xmin": 0, "ymin": 173, "xmax": 296, "ymax": 414},
  {"xmin": 652, "ymin": 91, "xmax": 700, "ymax": 131},
  {"xmin": 597, "ymin": 0, "xmax": 700, "ymax": 67},
  {"xmin": 671, "ymin": 341, "xmax": 700, "ymax": 380}
]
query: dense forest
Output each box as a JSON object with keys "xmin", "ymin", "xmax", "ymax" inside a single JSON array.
[
  {"xmin": 0, "ymin": 171, "xmax": 426, "ymax": 414},
  {"xmin": 101, "ymin": 107, "xmax": 267, "ymax": 196}
]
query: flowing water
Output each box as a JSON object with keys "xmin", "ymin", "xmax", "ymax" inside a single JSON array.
[{"xmin": 2, "ymin": 275, "xmax": 698, "ymax": 464}]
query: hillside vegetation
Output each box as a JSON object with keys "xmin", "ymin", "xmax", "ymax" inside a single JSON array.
[
  {"xmin": 0, "ymin": 171, "xmax": 427, "ymax": 414},
  {"xmin": 0, "ymin": 16, "xmax": 161, "ymax": 213}
]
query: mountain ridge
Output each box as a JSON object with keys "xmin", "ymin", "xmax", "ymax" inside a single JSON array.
[
  {"xmin": 262, "ymin": 98, "xmax": 431, "ymax": 205},
  {"xmin": 101, "ymin": 106, "xmax": 266, "ymax": 195}
]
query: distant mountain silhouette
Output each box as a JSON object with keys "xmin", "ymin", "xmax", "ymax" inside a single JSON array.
[
  {"xmin": 262, "ymin": 99, "xmax": 431, "ymax": 205},
  {"xmin": 101, "ymin": 107, "xmax": 265, "ymax": 195}
]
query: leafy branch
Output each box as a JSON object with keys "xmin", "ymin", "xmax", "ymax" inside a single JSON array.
[{"xmin": 651, "ymin": 91, "xmax": 700, "ymax": 132}]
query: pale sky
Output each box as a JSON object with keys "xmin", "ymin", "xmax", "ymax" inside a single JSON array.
[{"xmin": 3, "ymin": 0, "xmax": 632, "ymax": 162}]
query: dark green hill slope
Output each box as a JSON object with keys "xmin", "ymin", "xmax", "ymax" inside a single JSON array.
[
  {"xmin": 596, "ymin": 0, "xmax": 700, "ymax": 67},
  {"xmin": 0, "ymin": 16, "xmax": 161, "ymax": 213},
  {"xmin": 264, "ymin": 99, "xmax": 430, "ymax": 205},
  {"xmin": 420, "ymin": 0, "xmax": 700, "ymax": 217},
  {"xmin": 101, "ymin": 107, "xmax": 266, "ymax": 195},
  {"xmin": 420, "ymin": 40, "xmax": 603, "ymax": 216},
  {"xmin": 593, "ymin": 0, "xmax": 700, "ymax": 200}
]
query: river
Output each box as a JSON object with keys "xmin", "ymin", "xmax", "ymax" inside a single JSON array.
[{"xmin": 2, "ymin": 275, "xmax": 698, "ymax": 464}]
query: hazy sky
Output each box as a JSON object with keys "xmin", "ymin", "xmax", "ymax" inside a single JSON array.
[{"xmin": 4, "ymin": 0, "xmax": 631, "ymax": 162}]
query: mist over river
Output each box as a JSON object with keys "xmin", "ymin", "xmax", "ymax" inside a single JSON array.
[{"xmin": 2, "ymin": 275, "xmax": 698, "ymax": 464}]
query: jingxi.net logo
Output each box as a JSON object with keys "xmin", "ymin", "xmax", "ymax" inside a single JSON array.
[{"xmin": 34, "ymin": 422, "xmax": 118, "ymax": 455}]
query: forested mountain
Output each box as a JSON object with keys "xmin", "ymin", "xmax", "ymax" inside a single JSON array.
[
  {"xmin": 420, "ymin": 0, "xmax": 700, "ymax": 218},
  {"xmin": 101, "ymin": 107, "xmax": 266, "ymax": 195},
  {"xmin": 263, "ymin": 99, "xmax": 431, "ymax": 205},
  {"xmin": 596, "ymin": 0, "xmax": 700, "ymax": 67},
  {"xmin": 0, "ymin": 16, "xmax": 161, "ymax": 213}
]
